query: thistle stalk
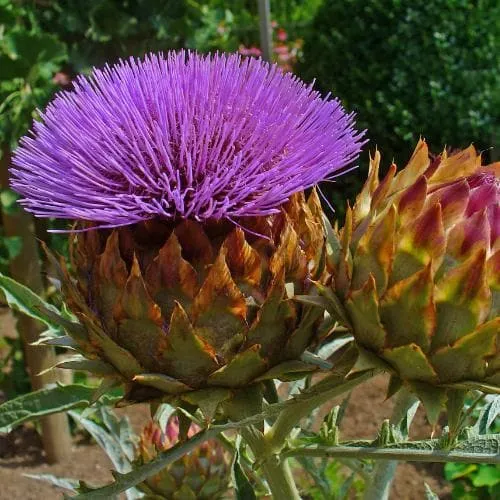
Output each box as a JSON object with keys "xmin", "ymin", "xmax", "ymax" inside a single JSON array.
[
  {"xmin": 231, "ymin": 368, "xmax": 376, "ymax": 497},
  {"xmin": 284, "ymin": 444, "xmax": 500, "ymax": 464},
  {"xmin": 257, "ymin": 0, "xmax": 273, "ymax": 62},
  {"xmin": 241, "ymin": 426, "xmax": 301, "ymax": 499},
  {"xmin": 363, "ymin": 388, "xmax": 418, "ymax": 500},
  {"xmin": 9, "ymin": 51, "xmax": 365, "ymax": 410},
  {"xmin": 321, "ymin": 140, "xmax": 500, "ymax": 423},
  {"xmin": 266, "ymin": 369, "xmax": 377, "ymax": 451}
]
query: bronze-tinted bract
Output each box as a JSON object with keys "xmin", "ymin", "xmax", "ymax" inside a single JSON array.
[
  {"xmin": 56, "ymin": 192, "xmax": 327, "ymax": 408},
  {"xmin": 137, "ymin": 417, "xmax": 229, "ymax": 499},
  {"xmin": 323, "ymin": 141, "xmax": 499, "ymax": 422}
]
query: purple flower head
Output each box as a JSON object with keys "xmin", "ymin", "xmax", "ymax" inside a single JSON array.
[{"xmin": 11, "ymin": 52, "xmax": 365, "ymax": 228}]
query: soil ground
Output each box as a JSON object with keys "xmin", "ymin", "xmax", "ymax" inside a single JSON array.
[
  {"xmin": 320, "ymin": 374, "xmax": 451, "ymax": 499},
  {"xmin": 0, "ymin": 378, "xmax": 452, "ymax": 499},
  {"xmin": 0, "ymin": 310, "xmax": 452, "ymax": 499}
]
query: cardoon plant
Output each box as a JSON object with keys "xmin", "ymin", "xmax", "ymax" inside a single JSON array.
[
  {"xmin": 1, "ymin": 51, "xmax": 499, "ymax": 500},
  {"xmin": 320, "ymin": 140, "xmax": 500, "ymax": 422},
  {"xmin": 137, "ymin": 416, "xmax": 229, "ymax": 499},
  {"xmin": 10, "ymin": 52, "xmax": 364, "ymax": 407}
]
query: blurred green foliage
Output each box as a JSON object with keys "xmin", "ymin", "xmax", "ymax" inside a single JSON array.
[
  {"xmin": 0, "ymin": 0, "xmax": 66, "ymax": 149},
  {"xmin": 445, "ymin": 462, "xmax": 500, "ymax": 499},
  {"xmin": 0, "ymin": 0, "xmax": 223, "ymax": 149},
  {"xmin": 300, "ymin": 0, "xmax": 500, "ymax": 162},
  {"xmin": 298, "ymin": 458, "xmax": 365, "ymax": 499},
  {"xmin": 0, "ymin": 0, "xmax": 321, "ymax": 149},
  {"xmin": 299, "ymin": 0, "xmax": 500, "ymax": 220},
  {"xmin": 444, "ymin": 397, "xmax": 500, "ymax": 499},
  {"xmin": 0, "ymin": 188, "xmax": 21, "ymax": 273},
  {"xmin": 0, "ymin": 335, "xmax": 30, "ymax": 400}
]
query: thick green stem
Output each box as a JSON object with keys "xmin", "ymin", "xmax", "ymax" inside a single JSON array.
[
  {"xmin": 241, "ymin": 426, "xmax": 301, "ymax": 500},
  {"xmin": 363, "ymin": 389, "xmax": 418, "ymax": 500},
  {"xmin": 75, "ymin": 427, "xmax": 222, "ymax": 499},
  {"xmin": 284, "ymin": 445, "xmax": 500, "ymax": 464},
  {"xmin": 217, "ymin": 432, "xmax": 268, "ymax": 492},
  {"xmin": 266, "ymin": 370, "xmax": 376, "ymax": 451},
  {"xmin": 363, "ymin": 460, "xmax": 396, "ymax": 500},
  {"xmin": 232, "ymin": 370, "xmax": 375, "ymax": 497}
]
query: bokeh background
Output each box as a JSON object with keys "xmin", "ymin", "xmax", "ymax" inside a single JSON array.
[
  {"xmin": 1, "ymin": 0, "xmax": 499, "ymax": 227},
  {"xmin": 0, "ymin": 1, "xmax": 499, "ymax": 498}
]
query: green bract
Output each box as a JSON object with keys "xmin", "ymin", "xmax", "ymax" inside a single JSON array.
[
  {"xmin": 41, "ymin": 193, "xmax": 329, "ymax": 413},
  {"xmin": 322, "ymin": 140, "xmax": 500, "ymax": 420},
  {"xmin": 137, "ymin": 417, "xmax": 229, "ymax": 499}
]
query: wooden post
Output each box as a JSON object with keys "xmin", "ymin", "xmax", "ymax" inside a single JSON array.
[
  {"xmin": 0, "ymin": 146, "xmax": 72, "ymax": 463},
  {"xmin": 257, "ymin": 0, "xmax": 273, "ymax": 62}
]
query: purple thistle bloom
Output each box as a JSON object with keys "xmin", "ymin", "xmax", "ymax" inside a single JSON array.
[{"xmin": 11, "ymin": 52, "xmax": 365, "ymax": 227}]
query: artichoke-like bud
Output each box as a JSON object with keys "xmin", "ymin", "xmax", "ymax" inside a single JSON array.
[
  {"xmin": 10, "ymin": 52, "xmax": 364, "ymax": 408},
  {"xmin": 64, "ymin": 192, "xmax": 328, "ymax": 403},
  {"xmin": 324, "ymin": 140, "xmax": 499, "ymax": 416},
  {"xmin": 137, "ymin": 417, "xmax": 229, "ymax": 499}
]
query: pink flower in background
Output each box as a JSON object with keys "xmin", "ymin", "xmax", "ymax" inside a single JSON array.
[
  {"xmin": 277, "ymin": 27, "xmax": 288, "ymax": 42},
  {"xmin": 238, "ymin": 23, "xmax": 303, "ymax": 72},
  {"xmin": 238, "ymin": 45, "xmax": 262, "ymax": 57}
]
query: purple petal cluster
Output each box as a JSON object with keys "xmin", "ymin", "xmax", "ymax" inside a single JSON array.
[{"xmin": 11, "ymin": 52, "xmax": 365, "ymax": 227}]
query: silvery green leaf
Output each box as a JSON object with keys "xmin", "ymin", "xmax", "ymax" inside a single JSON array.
[
  {"xmin": 338, "ymin": 472, "xmax": 356, "ymax": 500},
  {"xmin": 284, "ymin": 377, "xmax": 306, "ymax": 396},
  {"xmin": 35, "ymin": 304, "xmax": 88, "ymax": 343},
  {"xmin": 95, "ymin": 405, "xmax": 136, "ymax": 462},
  {"xmin": 89, "ymin": 377, "xmax": 123, "ymax": 405},
  {"xmin": 70, "ymin": 404, "xmax": 140, "ymax": 500},
  {"xmin": 399, "ymin": 399, "xmax": 420, "ymax": 438},
  {"xmin": 424, "ymin": 482, "xmax": 439, "ymax": 499},
  {"xmin": 24, "ymin": 473, "xmax": 78, "ymax": 492},
  {"xmin": 295, "ymin": 456, "xmax": 330, "ymax": 497},
  {"xmin": 337, "ymin": 393, "xmax": 351, "ymax": 426},
  {"xmin": 67, "ymin": 410, "xmax": 143, "ymax": 500},
  {"xmin": 316, "ymin": 335, "xmax": 353, "ymax": 360},
  {"xmin": 300, "ymin": 351, "xmax": 333, "ymax": 369},
  {"xmin": 32, "ymin": 334, "xmax": 78, "ymax": 348},
  {"xmin": 68, "ymin": 410, "xmax": 132, "ymax": 473},
  {"xmin": 474, "ymin": 396, "xmax": 500, "ymax": 435},
  {"xmin": 153, "ymin": 403, "xmax": 176, "ymax": 431},
  {"xmin": 98, "ymin": 404, "xmax": 121, "ymax": 436},
  {"xmin": 39, "ymin": 355, "xmax": 116, "ymax": 376},
  {"xmin": 72, "ymin": 427, "xmax": 222, "ymax": 499},
  {"xmin": 118, "ymin": 417, "xmax": 137, "ymax": 464},
  {"xmin": 232, "ymin": 437, "xmax": 257, "ymax": 500},
  {"xmin": 0, "ymin": 384, "xmax": 109, "ymax": 433},
  {"xmin": 0, "ymin": 272, "xmax": 62, "ymax": 326}
]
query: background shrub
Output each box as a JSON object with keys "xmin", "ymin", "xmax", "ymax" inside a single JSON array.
[{"xmin": 299, "ymin": 0, "xmax": 500, "ymax": 218}]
